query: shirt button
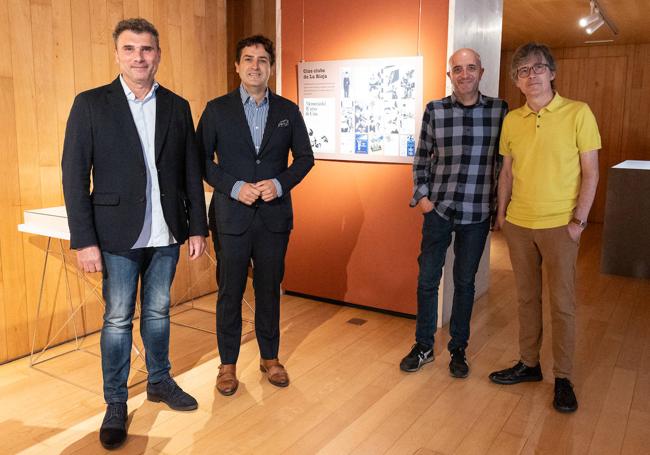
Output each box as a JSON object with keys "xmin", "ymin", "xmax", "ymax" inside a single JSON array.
[
  {"xmin": 256, "ymin": 159, "xmax": 261, "ymax": 164},
  {"xmin": 139, "ymin": 196, "xmax": 145, "ymax": 202}
]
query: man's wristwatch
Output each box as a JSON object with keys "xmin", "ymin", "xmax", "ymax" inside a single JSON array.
[{"xmin": 570, "ymin": 217, "xmax": 587, "ymax": 229}]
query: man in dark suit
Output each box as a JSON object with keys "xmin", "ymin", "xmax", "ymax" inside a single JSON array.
[
  {"xmin": 197, "ymin": 35, "xmax": 314, "ymax": 396},
  {"xmin": 62, "ymin": 18, "xmax": 208, "ymax": 450}
]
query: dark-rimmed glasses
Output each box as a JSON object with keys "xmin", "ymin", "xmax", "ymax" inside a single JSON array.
[{"xmin": 516, "ymin": 63, "xmax": 550, "ymax": 78}]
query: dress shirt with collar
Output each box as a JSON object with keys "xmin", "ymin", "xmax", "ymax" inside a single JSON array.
[
  {"xmin": 411, "ymin": 92, "xmax": 508, "ymax": 224},
  {"xmin": 119, "ymin": 75, "xmax": 176, "ymax": 248},
  {"xmin": 230, "ymin": 85, "xmax": 283, "ymax": 200}
]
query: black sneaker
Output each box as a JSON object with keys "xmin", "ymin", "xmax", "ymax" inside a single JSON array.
[
  {"xmin": 449, "ymin": 348, "xmax": 469, "ymax": 378},
  {"xmin": 99, "ymin": 403, "xmax": 127, "ymax": 450},
  {"xmin": 147, "ymin": 377, "xmax": 198, "ymax": 411},
  {"xmin": 399, "ymin": 343, "xmax": 434, "ymax": 372},
  {"xmin": 553, "ymin": 378, "xmax": 578, "ymax": 413},
  {"xmin": 488, "ymin": 361, "xmax": 543, "ymax": 385}
]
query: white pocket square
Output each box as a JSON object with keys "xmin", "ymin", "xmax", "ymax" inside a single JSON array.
[{"xmin": 278, "ymin": 119, "xmax": 289, "ymax": 127}]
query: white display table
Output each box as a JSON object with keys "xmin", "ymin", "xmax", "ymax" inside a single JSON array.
[
  {"xmin": 18, "ymin": 205, "xmax": 146, "ymax": 368},
  {"xmin": 18, "ymin": 194, "xmax": 254, "ymax": 375}
]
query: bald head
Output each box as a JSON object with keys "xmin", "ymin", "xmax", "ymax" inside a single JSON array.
[
  {"xmin": 446, "ymin": 48, "xmax": 484, "ymax": 105},
  {"xmin": 448, "ymin": 48, "xmax": 482, "ymax": 70}
]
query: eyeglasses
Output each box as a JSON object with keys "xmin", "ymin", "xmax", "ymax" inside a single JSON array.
[{"xmin": 516, "ymin": 63, "xmax": 550, "ymax": 78}]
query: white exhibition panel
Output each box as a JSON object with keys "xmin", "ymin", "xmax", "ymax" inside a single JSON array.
[{"xmin": 298, "ymin": 56, "xmax": 424, "ymax": 164}]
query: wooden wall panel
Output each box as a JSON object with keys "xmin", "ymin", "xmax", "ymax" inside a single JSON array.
[
  {"xmin": 1, "ymin": 0, "xmax": 227, "ymax": 363},
  {"xmin": 0, "ymin": 74, "xmax": 23, "ymax": 362},
  {"xmin": 500, "ymin": 43, "xmax": 650, "ymax": 224},
  {"xmin": 226, "ymin": 0, "xmax": 275, "ymax": 91},
  {"xmin": 554, "ymin": 56, "xmax": 627, "ymax": 222},
  {"xmin": 621, "ymin": 44, "xmax": 650, "ymax": 163}
]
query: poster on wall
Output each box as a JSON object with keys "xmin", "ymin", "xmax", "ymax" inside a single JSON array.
[{"xmin": 298, "ymin": 56, "xmax": 423, "ymax": 164}]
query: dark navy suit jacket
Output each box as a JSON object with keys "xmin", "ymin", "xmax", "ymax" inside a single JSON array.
[
  {"xmin": 62, "ymin": 77, "xmax": 208, "ymax": 252},
  {"xmin": 197, "ymin": 89, "xmax": 314, "ymax": 235}
]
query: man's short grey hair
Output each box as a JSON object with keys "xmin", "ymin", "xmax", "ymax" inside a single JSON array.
[
  {"xmin": 510, "ymin": 42, "xmax": 556, "ymax": 86},
  {"xmin": 112, "ymin": 18, "xmax": 160, "ymax": 49}
]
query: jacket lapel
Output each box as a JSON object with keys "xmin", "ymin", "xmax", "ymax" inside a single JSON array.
[
  {"xmin": 258, "ymin": 91, "xmax": 280, "ymax": 157},
  {"xmin": 155, "ymin": 86, "xmax": 172, "ymax": 163},
  {"xmin": 228, "ymin": 90, "xmax": 257, "ymax": 156},
  {"xmin": 107, "ymin": 77, "xmax": 145, "ymax": 168}
]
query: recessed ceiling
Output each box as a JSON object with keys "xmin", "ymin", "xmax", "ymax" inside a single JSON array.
[{"xmin": 502, "ymin": 0, "xmax": 650, "ymax": 50}]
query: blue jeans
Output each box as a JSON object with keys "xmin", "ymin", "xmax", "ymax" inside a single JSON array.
[
  {"xmin": 415, "ymin": 210, "xmax": 489, "ymax": 352},
  {"xmin": 100, "ymin": 244, "xmax": 179, "ymax": 404}
]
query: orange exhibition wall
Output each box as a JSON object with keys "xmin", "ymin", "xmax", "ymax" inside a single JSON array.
[{"xmin": 281, "ymin": 0, "xmax": 449, "ymax": 314}]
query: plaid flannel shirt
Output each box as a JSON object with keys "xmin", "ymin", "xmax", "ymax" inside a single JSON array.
[{"xmin": 410, "ymin": 93, "xmax": 508, "ymax": 224}]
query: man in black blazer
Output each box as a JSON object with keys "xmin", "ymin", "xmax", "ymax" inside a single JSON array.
[
  {"xmin": 62, "ymin": 18, "xmax": 208, "ymax": 450},
  {"xmin": 197, "ymin": 35, "xmax": 314, "ymax": 396}
]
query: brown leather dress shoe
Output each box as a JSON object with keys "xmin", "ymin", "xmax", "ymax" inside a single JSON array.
[
  {"xmin": 260, "ymin": 359, "xmax": 290, "ymax": 387},
  {"xmin": 216, "ymin": 364, "xmax": 239, "ymax": 396}
]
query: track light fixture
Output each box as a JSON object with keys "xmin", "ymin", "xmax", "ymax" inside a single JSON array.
[
  {"xmin": 578, "ymin": 0, "xmax": 618, "ymax": 36},
  {"xmin": 579, "ymin": 12, "xmax": 600, "ymax": 28},
  {"xmin": 586, "ymin": 18, "xmax": 605, "ymax": 34}
]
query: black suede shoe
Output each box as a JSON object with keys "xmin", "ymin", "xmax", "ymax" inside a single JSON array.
[
  {"xmin": 449, "ymin": 348, "xmax": 469, "ymax": 378},
  {"xmin": 489, "ymin": 361, "xmax": 543, "ymax": 385},
  {"xmin": 554, "ymin": 378, "xmax": 578, "ymax": 413},
  {"xmin": 400, "ymin": 343, "xmax": 434, "ymax": 372},
  {"xmin": 99, "ymin": 403, "xmax": 127, "ymax": 450},
  {"xmin": 147, "ymin": 377, "xmax": 198, "ymax": 411}
]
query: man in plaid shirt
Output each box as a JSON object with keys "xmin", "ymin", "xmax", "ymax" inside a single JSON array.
[{"xmin": 400, "ymin": 48, "xmax": 508, "ymax": 378}]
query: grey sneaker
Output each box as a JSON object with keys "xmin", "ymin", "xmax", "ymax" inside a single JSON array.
[
  {"xmin": 400, "ymin": 343, "xmax": 434, "ymax": 372},
  {"xmin": 449, "ymin": 347, "xmax": 469, "ymax": 378}
]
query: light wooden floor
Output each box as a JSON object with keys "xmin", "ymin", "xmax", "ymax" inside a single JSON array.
[{"xmin": 1, "ymin": 227, "xmax": 649, "ymax": 454}]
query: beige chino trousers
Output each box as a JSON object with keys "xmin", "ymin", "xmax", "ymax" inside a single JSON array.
[{"xmin": 502, "ymin": 220, "xmax": 580, "ymax": 379}]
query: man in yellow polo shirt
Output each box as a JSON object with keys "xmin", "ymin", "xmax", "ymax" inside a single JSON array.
[{"xmin": 488, "ymin": 43, "xmax": 600, "ymax": 413}]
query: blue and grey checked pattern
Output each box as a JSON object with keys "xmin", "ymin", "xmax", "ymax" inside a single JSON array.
[{"xmin": 410, "ymin": 93, "xmax": 508, "ymax": 224}]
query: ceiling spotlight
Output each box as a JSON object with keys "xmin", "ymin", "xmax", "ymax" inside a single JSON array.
[
  {"xmin": 579, "ymin": 12, "xmax": 601, "ymax": 28},
  {"xmin": 579, "ymin": 0, "xmax": 619, "ymax": 36},
  {"xmin": 586, "ymin": 18, "xmax": 605, "ymax": 34}
]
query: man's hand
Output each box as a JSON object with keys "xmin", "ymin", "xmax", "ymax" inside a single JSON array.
[
  {"xmin": 77, "ymin": 245, "xmax": 102, "ymax": 273},
  {"xmin": 493, "ymin": 213, "xmax": 506, "ymax": 231},
  {"xmin": 238, "ymin": 182, "xmax": 261, "ymax": 205},
  {"xmin": 567, "ymin": 222, "xmax": 583, "ymax": 243},
  {"xmin": 188, "ymin": 235, "xmax": 206, "ymax": 260},
  {"xmin": 418, "ymin": 197, "xmax": 434, "ymax": 214},
  {"xmin": 254, "ymin": 180, "xmax": 278, "ymax": 202}
]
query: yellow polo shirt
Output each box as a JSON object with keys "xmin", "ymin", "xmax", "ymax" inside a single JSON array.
[{"xmin": 500, "ymin": 93, "xmax": 601, "ymax": 229}]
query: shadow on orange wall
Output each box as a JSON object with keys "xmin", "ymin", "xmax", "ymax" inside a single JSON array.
[{"xmin": 281, "ymin": 0, "xmax": 449, "ymax": 314}]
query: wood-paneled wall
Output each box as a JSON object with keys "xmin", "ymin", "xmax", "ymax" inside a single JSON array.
[
  {"xmin": 226, "ymin": 0, "xmax": 275, "ymax": 91},
  {"xmin": 0, "ymin": 0, "xmax": 227, "ymax": 364},
  {"xmin": 499, "ymin": 43, "xmax": 650, "ymax": 223}
]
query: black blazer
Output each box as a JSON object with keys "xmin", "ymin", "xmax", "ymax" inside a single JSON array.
[
  {"xmin": 62, "ymin": 77, "xmax": 208, "ymax": 252},
  {"xmin": 197, "ymin": 89, "xmax": 314, "ymax": 234}
]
